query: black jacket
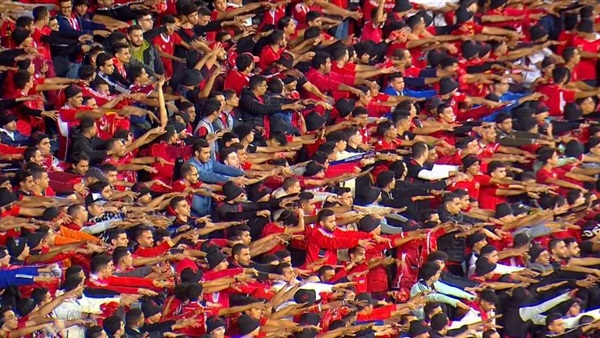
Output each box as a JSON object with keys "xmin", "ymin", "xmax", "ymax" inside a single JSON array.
[
  {"xmin": 68, "ymin": 132, "xmax": 109, "ymax": 165},
  {"xmin": 239, "ymin": 89, "xmax": 285, "ymax": 128}
]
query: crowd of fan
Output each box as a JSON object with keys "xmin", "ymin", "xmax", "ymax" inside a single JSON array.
[{"xmin": 3, "ymin": 0, "xmax": 600, "ymax": 337}]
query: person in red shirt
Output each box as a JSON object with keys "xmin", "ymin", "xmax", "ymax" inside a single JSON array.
[
  {"xmin": 571, "ymin": 19, "xmax": 600, "ymax": 86},
  {"xmin": 149, "ymin": 126, "xmax": 193, "ymax": 191},
  {"xmin": 450, "ymin": 155, "xmax": 486, "ymax": 201},
  {"xmin": 87, "ymin": 254, "xmax": 168, "ymax": 295},
  {"xmin": 360, "ymin": 0, "xmax": 385, "ymax": 43},
  {"xmin": 538, "ymin": 66, "xmax": 600, "ymax": 117},
  {"xmin": 305, "ymin": 52, "xmax": 367, "ymax": 100},
  {"xmin": 373, "ymin": 120, "xmax": 400, "ymax": 151},
  {"xmin": 29, "ymin": 167, "xmax": 56, "ymax": 197},
  {"xmin": 258, "ymin": 30, "xmax": 287, "ymax": 71},
  {"xmin": 478, "ymin": 161, "xmax": 526, "ymax": 210},
  {"xmin": 536, "ymin": 147, "xmax": 593, "ymax": 196},
  {"xmin": 355, "ymin": 292, "xmax": 413, "ymax": 321},
  {"xmin": 152, "ymin": 15, "xmax": 187, "ymax": 78},
  {"xmin": 261, "ymin": 209, "xmax": 305, "ymax": 255},
  {"xmin": 224, "ymin": 53, "xmax": 258, "ymax": 96},
  {"xmin": 305, "ymin": 209, "xmax": 382, "ymax": 266}
]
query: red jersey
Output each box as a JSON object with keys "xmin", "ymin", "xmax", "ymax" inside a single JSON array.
[
  {"xmin": 538, "ymin": 84, "xmax": 576, "ymax": 117},
  {"xmin": 223, "ymin": 70, "xmax": 250, "ymax": 96},
  {"xmin": 305, "ymin": 227, "xmax": 371, "ymax": 266},
  {"xmin": 152, "ymin": 33, "xmax": 183, "ymax": 77},
  {"xmin": 572, "ymin": 36, "xmax": 600, "ymax": 82}
]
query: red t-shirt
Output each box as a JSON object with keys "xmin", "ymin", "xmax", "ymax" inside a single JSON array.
[
  {"xmin": 538, "ymin": 84, "xmax": 576, "ymax": 117},
  {"xmin": 223, "ymin": 70, "xmax": 250, "ymax": 96},
  {"xmin": 361, "ymin": 21, "xmax": 383, "ymax": 43},
  {"xmin": 293, "ymin": 3, "xmax": 322, "ymax": 28},
  {"xmin": 259, "ymin": 45, "xmax": 285, "ymax": 71},
  {"xmin": 152, "ymin": 33, "xmax": 183, "ymax": 77},
  {"xmin": 478, "ymin": 175, "xmax": 507, "ymax": 210},
  {"xmin": 572, "ymin": 36, "xmax": 600, "ymax": 82}
]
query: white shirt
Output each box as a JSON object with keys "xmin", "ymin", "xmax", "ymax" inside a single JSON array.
[{"xmin": 52, "ymin": 294, "xmax": 120, "ymax": 338}]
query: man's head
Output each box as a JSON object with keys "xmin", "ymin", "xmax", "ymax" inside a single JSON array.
[
  {"xmin": 442, "ymin": 193, "xmax": 461, "ymax": 215},
  {"xmin": 312, "ymin": 52, "xmax": 332, "ymax": 74},
  {"xmin": 96, "ymin": 53, "xmax": 115, "ymax": 75},
  {"xmin": 232, "ymin": 243, "xmax": 251, "ymax": 266},
  {"xmin": 31, "ymin": 167, "xmax": 50, "ymax": 191},
  {"xmin": 90, "ymin": 254, "xmax": 115, "ymax": 278},
  {"xmin": 135, "ymin": 228, "xmax": 154, "ymax": 248},
  {"xmin": 103, "ymin": 316, "xmax": 125, "ymax": 338},
  {"xmin": 194, "ymin": 139, "xmax": 212, "ymax": 163},
  {"xmin": 221, "ymin": 148, "xmax": 240, "ymax": 169},
  {"xmin": 112, "ymin": 246, "xmax": 134, "ymax": 268},
  {"xmin": 249, "ymin": 75, "xmax": 268, "ymax": 96},
  {"xmin": 479, "ymin": 289, "xmax": 498, "ymax": 313},
  {"xmin": 546, "ymin": 313, "xmax": 565, "ymax": 334},
  {"xmin": 170, "ymin": 197, "xmax": 191, "ymax": 218},
  {"xmin": 411, "ymin": 142, "xmax": 429, "ymax": 162},
  {"xmin": 317, "ymin": 209, "xmax": 336, "ymax": 231},
  {"xmin": 487, "ymin": 161, "xmax": 507, "ymax": 179},
  {"xmin": 420, "ymin": 261, "xmax": 441, "ymax": 283},
  {"xmin": 108, "ymin": 228, "xmax": 129, "ymax": 248},
  {"xmin": 349, "ymin": 246, "xmax": 366, "ymax": 264},
  {"xmin": 180, "ymin": 163, "xmax": 200, "ymax": 184},
  {"xmin": 563, "ymin": 237, "xmax": 581, "ymax": 258},
  {"xmin": 67, "ymin": 204, "xmax": 89, "ymax": 225},
  {"xmin": 113, "ymin": 42, "xmax": 131, "ymax": 64},
  {"xmin": 549, "ymin": 238, "xmax": 568, "ymax": 259}
]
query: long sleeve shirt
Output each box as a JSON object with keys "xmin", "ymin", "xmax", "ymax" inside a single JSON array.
[
  {"xmin": 53, "ymin": 294, "xmax": 120, "ymax": 338},
  {"xmin": 410, "ymin": 281, "xmax": 463, "ymax": 319},
  {"xmin": 0, "ymin": 267, "xmax": 39, "ymax": 288},
  {"xmin": 86, "ymin": 274, "xmax": 156, "ymax": 294},
  {"xmin": 305, "ymin": 227, "xmax": 372, "ymax": 266},
  {"xmin": 520, "ymin": 292, "xmax": 571, "ymax": 324},
  {"xmin": 187, "ymin": 157, "xmax": 244, "ymax": 184}
]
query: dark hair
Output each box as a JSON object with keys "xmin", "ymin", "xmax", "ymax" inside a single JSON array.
[
  {"xmin": 90, "ymin": 254, "xmax": 112, "ymax": 274},
  {"xmin": 127, "ymin": 65, "xmax": 145, "ymax": 83},
  {"xmin": 232, "ymin": 243, "xmax": 249, "ymax": 257},
  {"xmin": 193, "ymin": 138, "xmax": 211, "ymax": 152},
  {"xmin": 552, "ymin": 66, "xmax": 571, "ymax": 84},
  {"xmin": 480, "ymin": 289, "xmax": 498, "ymax": 305},
  {"xmin": 430, "ymin": 313, "xmax": 449, "ymax": 331},
  {"xmin": 32, "ymin": 6, "xmax": 50, "ymax": 21},
  {"xmin": 427, "ymin": 250, "xmax": 448, "ymax": 262},
  {"xmin": 163, "ymin": 15, "xmax": 176, "ymax": 24},
  {"xmin": 317, "ymin": 209, "xmax": 335, "ymax": 223},
  {"xmin": 103, "ymin": 316, "xmax": 122, "ymax": 335},
  {"xmin": 112, "ymin": 246, "xmax": 130, "ymax": 265},
  {"xmin": 312, "ymin": 52, "xmax": 330, "ymax": 69},
  {"xmin": 249, "ymin": 75, "xmax": 267, "ymax": 90},
  {"xmin": 16, "ymin": 16, "xmax": 33, "ymax": 28},
  {"xmin": 125, "ymin": 308, "xmax": 143, "ymax": 325},
  {"xmin": 487, "ymin": 161, "xmax": 506, "ymax": 175},
  {"xmin": 127, "ymin": 24, "xmax": 142, "ymax": 35},
  {"xmin": 13, "ymin": 70, "xmax": 31, "ymax": 89},
  {"xmin": 412, "ymin": 142, "xmax": 428, "ymax": 158},
  {"xmin": 268, "ymin": 30, "xmax": 285, "ymax": 45},
  {"xmin": 96, "ymin": 53, "xmax": 112, "ymax": 69},
  {"xmin": 420, "ymin": 262, "xmax": 441, "ymax": 282},
  {"xmin": 545, "ymin": 312, "xmax": 563, "ymax": 327}
]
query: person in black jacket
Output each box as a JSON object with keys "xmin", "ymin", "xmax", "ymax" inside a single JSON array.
[
  {"xmin": 68, "ymin": 117, "xmax": 114, "ymax": 165},
  {"xmin": 437, "ymin": 193, "xmax": 481, "ymax": 276},
  {"xmin": 239, "ymin": 75, "xmax": 304, "ymax": 136}
]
